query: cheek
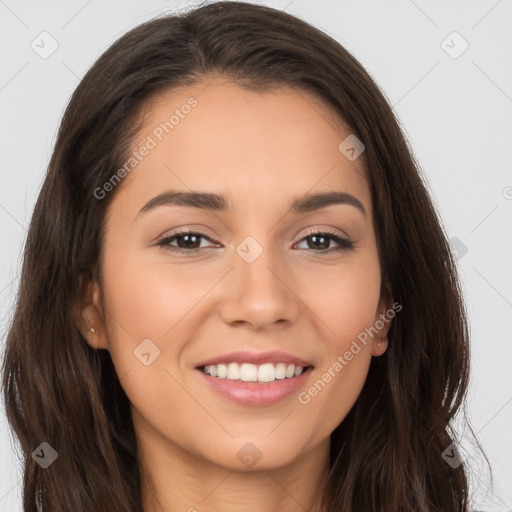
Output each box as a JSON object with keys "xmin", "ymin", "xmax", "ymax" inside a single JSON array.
[
  {"xmin": 298, "ymin": 273, "xmax": 379, "ymax": 435},
  {"xmin": 301, "ymin": 255, "xmax": 381, "ymax": 344},
  {"xmin": 101, "ymin": 243, "xmax": 199, "ymax": 339},
  {"xmin": 299, "ymin": 350, "xmax": 371, "ymax": 442},
  {"xmin": 99, "ymin": 248, "xmax": 198, "ymax": 439},
  {"xmin": 294, "ymin": 258, "xmax": 380, "ymax": 430}
]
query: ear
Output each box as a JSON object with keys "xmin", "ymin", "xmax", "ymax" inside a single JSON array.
[
  {"xmin": 371, "ymin": 284, "xmax": 394, "ymax": 357},
  {"xmin": 74, "ymin": 273, "xmax": 109, "ymax": 351}
]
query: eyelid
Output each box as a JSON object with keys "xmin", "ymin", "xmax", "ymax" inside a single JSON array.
[
  {"xmin": 156, "ymin": 225, "xmax": 217, "ymax": 242},
  {"xmin": 298, "ymin": 225, "xmax": 350, "ymax": 240},
  {"xmin": 158, "ymin": 225, "xmax": 350, "ymax": 244},
  {"xmin": 156, "ymin": 225, "xmax": 355, "ymax": 254}
]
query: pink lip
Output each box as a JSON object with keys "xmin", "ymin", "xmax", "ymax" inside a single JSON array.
[
  {"xmin": 195, "ymin": 350, "xmax": 313, "ymax": 368},
  {"xmin": 197, "ymin": 366, "xmax": 313, "ymax": 406}
]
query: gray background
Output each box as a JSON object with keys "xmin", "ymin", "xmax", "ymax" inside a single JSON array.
[{"xmin": 1, "ymin": 0, "xmax": 511, "ymax": 510}]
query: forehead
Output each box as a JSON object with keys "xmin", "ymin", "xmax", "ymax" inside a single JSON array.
[{"xmin": 111, "ymin": 78, "xmax": 371, "ymax": 217}]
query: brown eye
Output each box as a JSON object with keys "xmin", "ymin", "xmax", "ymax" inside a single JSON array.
[
  {"xmin": 295, "ymin": 229, "xmax": 355, "ymax": 253},
  {"xmin": 157, "ymin": 230, "xmax": 217, "ymax": 253},
  {"xmin": 156, "ymin": 228, "xmax": 355, "ymax": 255}
]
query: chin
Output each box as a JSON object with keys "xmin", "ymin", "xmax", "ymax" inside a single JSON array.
[{"xmin": 198, "ymin": 435, "xmax": 308, "ymax": 472}]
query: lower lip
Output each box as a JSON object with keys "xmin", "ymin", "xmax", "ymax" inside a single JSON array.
[{"xmin": 196, "ymin": 367, "xmax": 313, "ymax": 406}]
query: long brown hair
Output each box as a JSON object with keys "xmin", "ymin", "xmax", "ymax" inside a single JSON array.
[{"xmin": 2, "ymin": 1, "xmax": 486, "ymax": 510}]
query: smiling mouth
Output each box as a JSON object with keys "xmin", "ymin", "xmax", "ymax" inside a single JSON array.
[{"xmin": 197, "ymin": 362, "xmax": 314, "ymax": 383}]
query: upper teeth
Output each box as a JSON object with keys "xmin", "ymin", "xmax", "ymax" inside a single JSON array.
[{"xmin": 203, "ymin": 362, "xmax": 305, "ymax": 382}]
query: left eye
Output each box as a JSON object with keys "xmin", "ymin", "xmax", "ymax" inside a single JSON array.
[
  {"xmin": 295, "ymin": 230, "xmax": 354, "ymax": 252},
  {"xmin": 156, "ymin": 229, "xmax": 354, "ymax": 254}
]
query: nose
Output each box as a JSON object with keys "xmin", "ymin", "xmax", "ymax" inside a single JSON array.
[{"xmin": 219, "ymin": 238, "xmax": 300, "ymax": 331}]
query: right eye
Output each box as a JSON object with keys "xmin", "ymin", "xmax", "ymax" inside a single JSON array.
[{"xmin": 156, "ymin": 229, "xmax": 219, "ymax": 253}]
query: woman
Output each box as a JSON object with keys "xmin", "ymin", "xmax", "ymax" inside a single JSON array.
[{"xmin": 1, "ymin": 2, "xmax": 484, "ymax": 511}]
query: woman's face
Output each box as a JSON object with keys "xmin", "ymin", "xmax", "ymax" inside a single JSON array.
[{"xmin": 82, "ymin": 78, "xmax": 390, "ymax": 472}]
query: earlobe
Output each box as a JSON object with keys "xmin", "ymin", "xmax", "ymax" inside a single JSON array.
[
  {"xmin": 372, "ymin": 291, "xmax": 393, "ymax": 356},
  {"xmin": 76, "ymin": 277, "xmax": 109, "ymax": 350},
  {"xmin": 371, "ymin": 338, "xmax": 388, "ymax": 357},
  {"xmin": 82, "ymin": 322, "xmax": 104, "ymax": 350}
]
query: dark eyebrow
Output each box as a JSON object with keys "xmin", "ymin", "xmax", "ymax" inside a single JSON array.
[{"xmin": 137, "ymin": 190, "xmax": 366, "ymax": 217}]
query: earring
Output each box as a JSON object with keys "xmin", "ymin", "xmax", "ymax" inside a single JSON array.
[{"xmin": 90, "ymin": 327, "xmax": 95, "ymax": 334}]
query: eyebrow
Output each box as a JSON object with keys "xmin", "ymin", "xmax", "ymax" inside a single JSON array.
[{"xmin": 137, "ymin": 190, "xmax": 366, "ymax": 217}]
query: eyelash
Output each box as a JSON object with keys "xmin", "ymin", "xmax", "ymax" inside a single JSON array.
[{"xmin": 156, "ymin": 227, "xmax": 355, "ymax": 255}]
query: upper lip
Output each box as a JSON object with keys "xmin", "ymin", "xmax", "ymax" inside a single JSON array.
[{"xmin": 195, "ymin": 350, "xmax": 313, "ymax": 368}]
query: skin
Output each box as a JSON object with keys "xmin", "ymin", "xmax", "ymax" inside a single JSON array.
[{"xmin": 80, "ymin": 77, "xmax": 391, "ymax": 512}]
